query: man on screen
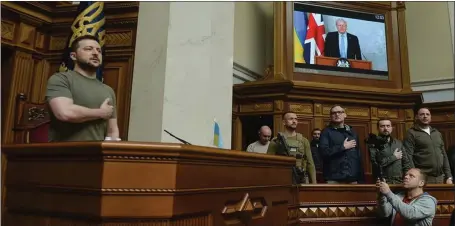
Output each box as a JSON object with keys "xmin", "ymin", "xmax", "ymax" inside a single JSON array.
[{"xmin": 324, "ymin": 18, "xmax": 362, "ymax": 60}]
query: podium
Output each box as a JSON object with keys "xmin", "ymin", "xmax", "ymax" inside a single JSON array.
[
  {"xmin": 2, "ymin": 142, "xmax": 296, "ymax": 226},
  {"xmin": 3, "ymin": 142, "xmax": 453, "ymax": 226},
  {"xmin": 315, "ymin": 56, "xmax": 372, "ymax": 70}
]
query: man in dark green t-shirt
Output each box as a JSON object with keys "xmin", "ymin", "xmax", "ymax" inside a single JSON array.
[{"xmin": 46, "ymin": 35, "xmax": 119, "ymax": 142}]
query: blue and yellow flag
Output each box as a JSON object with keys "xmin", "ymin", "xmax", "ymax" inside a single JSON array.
[
  {"xmin": 213, "ymin": 120, "xmax": 223, "ymax": 148},
  {"xmin": 294, "ymin": 11, "xmax": 307, "ymax": 64},
  {"xmin": 59, "ymin": 1, "xmax": 106, "ymax": 82}
]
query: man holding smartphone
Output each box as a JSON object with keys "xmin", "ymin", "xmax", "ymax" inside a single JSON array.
[
  {"xmin": 377, "ymin": 168, "xmax": 437, "ymax": 226},
  {"xmin": 369, "ymin": 119, "xmax": 412, "ymax": 184}
]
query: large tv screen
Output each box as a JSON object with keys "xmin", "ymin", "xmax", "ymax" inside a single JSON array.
[{"xmin": 293, "ymin": 2, "xmax": 389, "ymax": 79}]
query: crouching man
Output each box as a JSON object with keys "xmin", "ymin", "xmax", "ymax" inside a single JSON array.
[{"xmin": 377, "ymin": 168, "xmax": 437, "ymax": 226}]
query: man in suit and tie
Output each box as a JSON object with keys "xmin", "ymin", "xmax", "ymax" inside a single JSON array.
[{"xmin": 324, "ymin": 18, "xmax": 362, "ymax": 60}]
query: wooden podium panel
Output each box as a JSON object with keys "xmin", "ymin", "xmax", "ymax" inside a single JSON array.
[
  {"xmin": 2, "ymin": 142, "xmax": 296, "ymax": 226},
  {"xmin": 315, "ymin": 56, "xmax": 372, "ymax": 70}
]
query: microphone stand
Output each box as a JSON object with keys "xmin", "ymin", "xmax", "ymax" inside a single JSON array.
[{"xmin": 164, "ymin": 130, "xmax": 192, "ymax": 145}]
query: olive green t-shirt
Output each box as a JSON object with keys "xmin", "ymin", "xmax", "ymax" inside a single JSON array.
[{"xmin": 46, "ymin": 70, "xmax": 117, "ymax": 142}]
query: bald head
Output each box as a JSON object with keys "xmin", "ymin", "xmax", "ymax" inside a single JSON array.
[{"xmin": 258, "ymin": 126, "xmax": 272, "ymax": 144}]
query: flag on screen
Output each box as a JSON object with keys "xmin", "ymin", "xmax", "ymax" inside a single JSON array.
[
  {"xmin": 293, "ymin": 11, "xmax": 308, "ymax": 63},
  {"xmin": 213, "ymin": 120, "xmax": 223, "ymax": 148},
  {"xmin": 58, "ymin": 1, "xmax": 106, "ymax": 82},
  {"xmin": 304, "ymin": 13, "xmax": 326, "ymax": 64}
]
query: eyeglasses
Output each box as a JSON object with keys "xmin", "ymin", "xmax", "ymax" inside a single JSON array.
[{"xmin": 331, "ymin": 111, "xmax": 345, "ymax": 115}]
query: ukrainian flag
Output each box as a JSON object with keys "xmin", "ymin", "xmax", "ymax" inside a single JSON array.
[
  {"xmin": 213, "ymin": 120, "xmax": 223, "ymax": 148},
  {"xmin": 294, "ymin": 11, "xmax": 308, "ymax": 64},
  {"xmin": 59, "ymin": 1, "xmax": 106, "ymax": 82}
]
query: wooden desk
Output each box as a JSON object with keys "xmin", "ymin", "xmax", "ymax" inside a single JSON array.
[
  {"xmin": 2, "ymin": 142, "xmax": 296, "ymax": 226},
  {"xmin": 315, "ymin": 56, "xmax": 372, "ymax": 70}
]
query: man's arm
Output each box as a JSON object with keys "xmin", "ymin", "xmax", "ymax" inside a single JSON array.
[
  {"xmin": 378, "ymin": 153, "xmax": 399, "ymax": 167},
  {"xmin": 266, "ymin": 140, "xmax": 279, "ymax": 155},
  {"xmin": 319, "ymin": 129, "xmax": 345, "ymax": 158},
  {"xmin": 49, "ymin": 97, "xmax": 104, "ymax": 123},
  {"xmin": 355, "ymin": 36, "xmax": 362, "ymax": 60},
  {"xmin": 105, "ymin": 87, "xmax": 119, "ymax": 139},
  {"xmin": 303, "ymin": 139, "xmax": 317, "ymax": 184},
  {"xmin": 377, "ymin": 195, "xmax": 393, "ymax": 218},
  {"xmin": 323, "ymin": 33, "xmax": 334, "ymax": 57},
  {"xmin": 46, "ymin": 74, "xmax": 106, "ymax": 123},
  {"xmin": 107, "ymin": 118, "xmax": 120, "ymax": 139},
  {"xmin": 402, "ymin": 132, "xmax": 416, "ymax": 168},
  {"xmin": 385, "ymin": 192, "xmax": 436, "ymax": 220}
]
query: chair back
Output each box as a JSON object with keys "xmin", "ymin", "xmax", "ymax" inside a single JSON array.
[{"xmin": 14, "ymin": 93, "xmax": 50, "ymax": 143}]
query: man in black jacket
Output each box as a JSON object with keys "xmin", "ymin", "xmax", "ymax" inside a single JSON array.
[
  {"xmin": 310, "ymin": 128, "xmax": 323, "ymax": 172},
  {"xmin": 324, "ymin": 18, "xmax": 362, "ymax": 60},
  {"xmin": 319, "ymin": 105, "xmax": 364, "ymax": 184}
]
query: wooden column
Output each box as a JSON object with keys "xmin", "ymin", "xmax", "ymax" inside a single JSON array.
[
  {"xmin": 29, "ymin": 58, "xmax": 50, "ymax": 103},
  {"xmin": 2, "ymin": 52, "xmax": 34, "ymax": 144}
]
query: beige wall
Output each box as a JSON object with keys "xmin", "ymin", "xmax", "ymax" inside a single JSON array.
[
  {"xmin": 405, "ymin": 2, "xmax": 454, "ymax": 83},
  {"xmin": 233, "ymin": 2, "xmax": 268, "ymax": 75}
]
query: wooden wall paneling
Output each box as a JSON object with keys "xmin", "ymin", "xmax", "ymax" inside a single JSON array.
[
  {"xmin": 29, "ymin": 57, "xmax": 50, "ymax": 102},
  {"xmin": 296, "ymin": 116, "xmax": 313, "ymax": 139},
  {"xmin": 312, "ymin": 103, "xmax": 324, "ymax": 130},
  {"xmin": 103, "ymin": 58, "xmax": 133, "ymax": 140},
  {"xmin": 2, "ymin": 51, "xmax": 35, "ymax": 144},
  {"xmin": 273, "ymin": 114, "xmax": 284, "ymax": 138}
]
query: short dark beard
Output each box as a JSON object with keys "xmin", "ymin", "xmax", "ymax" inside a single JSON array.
[{"xmin": 77, "ymin": 60, "xmax": 99, "ymax": 74}]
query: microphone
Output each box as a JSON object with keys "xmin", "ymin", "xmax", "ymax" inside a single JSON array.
[
  {"xmin": 361, "ymin": 52, "xmax": 368, "ymax": 61},
  {"xmin": 163, "ymin": 130, "xmax": 192, "ymax": 145}
]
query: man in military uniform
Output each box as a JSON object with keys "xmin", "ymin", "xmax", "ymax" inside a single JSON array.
[
  {"xmin": 369, "ymin": 119, "xmax": 411, "ymax": 184},
  {"xmin": 267, "ymin": 112, "xmax": 316, "ymax": 184}
]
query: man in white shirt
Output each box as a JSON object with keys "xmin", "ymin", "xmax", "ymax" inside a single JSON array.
[{"xmin": 246, "ymin": 126, "xmax": 272, "ymax": 154}]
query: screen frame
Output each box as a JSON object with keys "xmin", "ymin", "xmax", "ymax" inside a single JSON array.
[
  {"xmin": 275, "ymin": 2, "xmax": 411, "ymax": 92},
  {"xmin": 293, "ymin": 2, "xmax": 389, "ymax": 77}
]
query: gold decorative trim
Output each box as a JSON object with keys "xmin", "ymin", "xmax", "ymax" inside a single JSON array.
[
  {"xmin": 105, "ymin": 30, "xmax": 133, "ymax": 47},
  {"xmin": 274, "ymin": 100, "xmax": 284, "ymax": 111},
  {"xmin": 104, "ymin": 156, "xmax": 178, "ymax": 161},
  {"xmin": 289, "ymin": 103, "xmax": 312, "ymax": 114},
  {"xmin": 314, "ymin": 103, "xmax": 323, "ymax": 115},
  {"xmin": 404, "ymin": 109, "xmax": 414, "ymax": 120},
  {"xmin": 370, "ymin": 107, "xmax": 378, "ymax": 119},
  {"xmin": 102, "ymin": 188, "xmax": 176, "ymax": 192},
  {"xmin": 322, "ymin": 106, "xmax": 369, "ymax": 117},
  {"xmin": 378, "ymin": 109, "xmax": 398, "ymax": 119},
  {"xmin": 1, "ymin": 21, "xmax": 15, "ymax": 40},
  {"xmin": 345, "ymin": 107, "xmax": 370, "ymax": 117},
  {"xmin": 49, "ymin": 36, "xmax": 68, "ymax": 50},
  {"xmin": 240, "ymin": 103, "xmax": 273, "ymax": 113},
  {"xmin": 295, "ymin": 203, "xmax": 454, "ymax": 219}
]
